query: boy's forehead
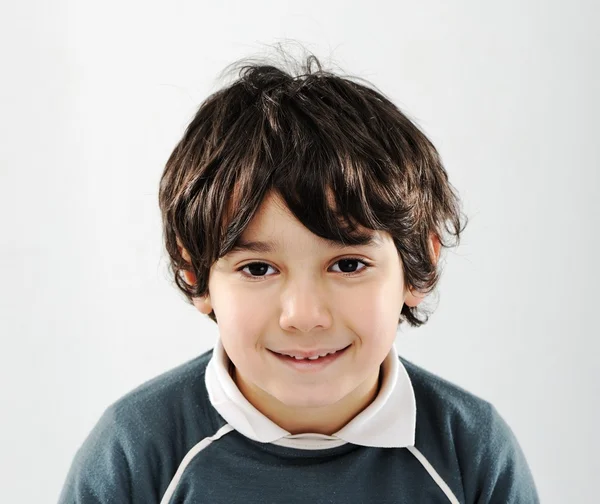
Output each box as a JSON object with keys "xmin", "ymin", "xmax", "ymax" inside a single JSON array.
[
  {"xmin": 247, "ymin": 189, "xmax": 353, "ymax": 230},
  {"xmin": 222, "ymin": 187, "xmax": 385, "ymax": 257},
  {"xmin": 227, "ymin": 233, "xmax": 384, "ymax": 256},
  {"xmin": 229, "ymin": 185, "xmax": 337, "ymax": 221}
]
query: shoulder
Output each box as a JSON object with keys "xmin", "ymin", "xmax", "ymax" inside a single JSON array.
[
  {"xmin": 109, "ymin": 348, "xmax": 214, "ymax": 423},
  {"xmin": 399, "ymin": 354, "xmax": 495, "ymax": 432},
  {"xmin": 101, "ymin": 347, "xmax": 221, "ymax": 456},
  {"xmin": 399, "ymin": 355, "xmax": 539, "ymax": 503},
  {"xmin": 59, "ymin": 348, "xmax": 218, "ymax": 503}
]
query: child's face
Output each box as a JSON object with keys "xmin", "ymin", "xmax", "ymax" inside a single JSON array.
[{"xmin": 186, "ymin": 191, "xmax": 425, "ymax": 429}]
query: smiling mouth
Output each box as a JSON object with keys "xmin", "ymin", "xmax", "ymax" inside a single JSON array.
[
  {"xmin": 270, "ymin": 345, "xmax": 351, "ymax": 361},
  {"xmin": 268, "ymin": 344, "xmax": 351, "ymax": 370}
]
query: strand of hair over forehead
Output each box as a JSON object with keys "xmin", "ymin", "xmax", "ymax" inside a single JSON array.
[{"xmin": 237, "ymin": 58, "xmax": 391, "ymax": 226}]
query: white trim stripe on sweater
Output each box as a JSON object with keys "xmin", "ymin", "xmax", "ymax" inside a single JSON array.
[
  {"xmin": 159, "ymin": 424, "xmax": 235, "ymax": 504},
  {"xmin": 407, "ymin": 446, "xmax": 461, "ymax": 504},
  {"xmin": 160, "ymin": 426, "xmax": 460, "ymax": 504}
]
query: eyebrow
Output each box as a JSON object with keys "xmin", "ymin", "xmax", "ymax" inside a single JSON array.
[{"xmin": 225, "ymin": 234, "xmax": 383, "ymax": 256}]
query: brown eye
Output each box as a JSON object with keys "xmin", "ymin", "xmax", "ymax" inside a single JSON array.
[
  {"xmin": 330, "ymin": 258, "xmax": 371, "ymax": 275},
  {"xmin": 241, "ymin": 262, "xmax": 273, "ymax": 278},
  {"xmin": 335, "ymin": 258, "xmax": 362, "ymax": 273}
]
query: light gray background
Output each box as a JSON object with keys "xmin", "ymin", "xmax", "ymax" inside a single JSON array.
[{"xmin": 1, "ymin": 1, "xmax": 598, "ymax": 502}]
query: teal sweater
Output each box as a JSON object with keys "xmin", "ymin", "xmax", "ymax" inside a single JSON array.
[{"xmin": 58, "ymin": 343, "xmax": 539, "ymax": 503}]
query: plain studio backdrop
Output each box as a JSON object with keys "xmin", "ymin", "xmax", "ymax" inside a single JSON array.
[{"xmin": 1, "ymin": 1, "xmax": 598, "ymax": 502}]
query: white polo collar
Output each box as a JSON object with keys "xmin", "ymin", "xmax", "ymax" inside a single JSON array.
[{"xmin": 205, "ymin": 338, "xmax": 416, "ymax": 450}]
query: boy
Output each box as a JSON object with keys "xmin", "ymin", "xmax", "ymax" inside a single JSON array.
[{"xmin": 59, "ymin": 54, "xmax": 539, "ymax": 503}]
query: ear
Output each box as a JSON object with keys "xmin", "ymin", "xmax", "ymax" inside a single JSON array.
[
  {"xmin": 429, "ymin": 232, "xmax": 441, "ymax": 266},
  {"xmin": 404, "ymin": 233, "xmax": 441, "ymax": 308},
  {"xmin": 192, "ymin": 294, "xmax": 213, "ymax": 315},
  {"xmin": 177, "ymin": 239, "xmax": 213, "ymax": 315}
]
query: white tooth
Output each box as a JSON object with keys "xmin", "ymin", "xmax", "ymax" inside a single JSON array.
[
  {"xmin": 293, "ymin": 356, "xmax": 304, "ymax": 360},
  {"xmin": 307, "ymin": 355, "xmax": 321, "ymax": 360}
]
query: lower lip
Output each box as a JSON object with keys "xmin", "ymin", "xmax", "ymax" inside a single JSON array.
[{"xmin": 269, "ymin": 345, "xmax": 351, "ymax": 372}]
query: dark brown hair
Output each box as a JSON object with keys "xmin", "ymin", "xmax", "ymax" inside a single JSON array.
[{"xmin": 158, "ymin": 52, "xmax": 467, "ymax": 327}]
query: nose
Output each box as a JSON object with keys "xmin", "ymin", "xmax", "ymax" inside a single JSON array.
[{"xmin": 278, "ymin": 277, "xmax": 333, "ymax": 333}]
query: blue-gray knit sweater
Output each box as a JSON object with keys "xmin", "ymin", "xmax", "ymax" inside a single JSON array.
[{"xmin": 58, "ymin": 341, "xmax": 539, "ymax": 503}]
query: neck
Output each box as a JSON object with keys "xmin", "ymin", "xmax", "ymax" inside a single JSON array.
[{"xmin": 231, "ymin": 364, "xmax": 383, "ymax": 436}]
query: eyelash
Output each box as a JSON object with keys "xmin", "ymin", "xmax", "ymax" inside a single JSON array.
[{"xmin": 236, "ymin": 257, "xmax": 373, "ymax": 281}]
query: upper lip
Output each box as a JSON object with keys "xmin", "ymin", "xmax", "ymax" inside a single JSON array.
[{"xmin": 270, "ymin": 345, "xmax": 350, "ymax": 358}]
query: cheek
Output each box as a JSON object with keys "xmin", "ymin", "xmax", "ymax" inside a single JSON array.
[
  {"xmin": 339, "ymin": 282, "xmax": 404, "ymax": 362},
  {"xmin": 342, "ymin": 279, "xmax": 403, "ymax": 325},
  {"xmin": 212, "ymin": 289, "xmax": 268, "ymax": 348}
]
